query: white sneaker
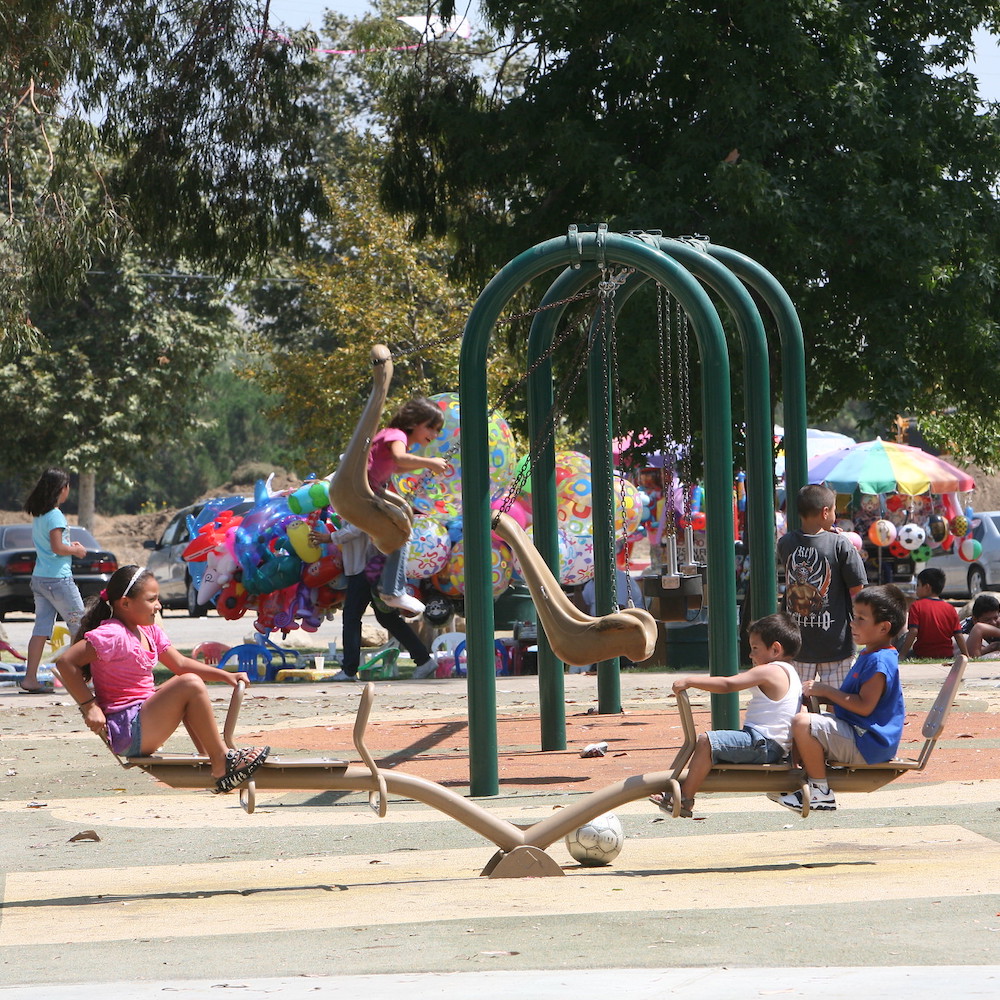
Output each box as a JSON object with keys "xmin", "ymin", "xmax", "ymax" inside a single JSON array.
[
  {"xmin": 330, "ymin": 670, "xmax": 358, "ymax": 682},
  {"xmin": 412, "ymin": 658, "xmax": 438, "ymax": 679},
  {"xmin": 769, "ymin": 787, "xmax": 837, "ymax": 812},
  {"xmin": 379, "ymin": 592, "xmax": 425, "ymax": 618}
]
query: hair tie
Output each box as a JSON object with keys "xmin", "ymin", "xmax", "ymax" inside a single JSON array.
[{"xmin": 99, "ymin": 588, "xmax": 108, "ymax": 601}]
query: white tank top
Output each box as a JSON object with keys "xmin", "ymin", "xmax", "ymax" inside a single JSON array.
[{"xmin": 742, "ymin": 660, "xmax": 802, "ymax": 750}]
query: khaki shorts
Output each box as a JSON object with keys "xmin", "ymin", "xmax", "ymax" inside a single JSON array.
[{"xmin": 807, "ymin": 713, "xmax": 868, "ymax": 767}]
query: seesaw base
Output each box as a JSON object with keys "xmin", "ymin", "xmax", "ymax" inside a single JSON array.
[{"xmin": 481, "ymin": 845, "xmax": 565, "ymax": 878}]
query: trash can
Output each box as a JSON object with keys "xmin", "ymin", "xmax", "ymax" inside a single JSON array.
[
  {"xmin": 652, "ymin": 613, "xmax": 710, "ymax": 670},
  {"xmin": 494, "ymin": 584, "xmax": 537, "ymax": 630}
]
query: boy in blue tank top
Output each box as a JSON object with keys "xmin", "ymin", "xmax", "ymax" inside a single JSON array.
[
  {"xmin": 774, "ymin": 584, "xmax": 907, "ymax": 813},
  {"xmin": 650, "ymin": 613, "xmax": 802, "ymax": 818}
]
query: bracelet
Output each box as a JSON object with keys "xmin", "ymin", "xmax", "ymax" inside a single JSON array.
[{"xmin": 77, "ymin": 696, "xmax": 96, "ymax": 710}]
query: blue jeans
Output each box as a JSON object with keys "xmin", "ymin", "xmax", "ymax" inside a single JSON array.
[
  {"xmin": 30, "ymin": 576, "xmax": 84, "ymax": 638},
  {"xmin": 707, "ymin": 725, "xmax": 786, "ymax": 764}
]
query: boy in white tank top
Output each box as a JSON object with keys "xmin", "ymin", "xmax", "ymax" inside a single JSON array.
[{"xmin": 650, "ymin": 613, "xmax": 802, "ymax": 818}]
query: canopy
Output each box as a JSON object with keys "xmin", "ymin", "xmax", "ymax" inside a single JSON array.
[
  {"xmin": 774, "ymin": 426, "xmax": 855, "ymax": 478},
  {"xmin": 807, "ymin": 438, "xmax": 975, "ymax": 495}
]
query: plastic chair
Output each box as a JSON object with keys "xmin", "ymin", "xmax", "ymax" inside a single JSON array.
[
  {"xmin": 359, "ymin": 647, "xmax": 400, "ymax": 681},
  {"xmin": 217, "ymin": 643, "xmax": 273, "ymax": 683},
  {"xmin": 453, "ymin": 639, "xmax": 510, "ymax": 677},
  {"xmin": 191, "ymin": 641, "xmax": 231, "ymax": 666},
  {"xmin": 48, "ymin": 625, "xmax": 70, "ymax": 656},
  {"xmin": 262, "ymin": 637, "xmax": 296, "ymax": 672}
]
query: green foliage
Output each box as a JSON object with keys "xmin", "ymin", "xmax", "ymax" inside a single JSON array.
[
  {"xmin": 378, "ymin": 1, "xmax": 1000, "ymax": 466},
  {"xmin": 0, "ymin": 255, "xmax": 236, "ymax": 509},
  {"xmin": 1, "ymin": 0, "xmax": 328, "ymax": 342}
]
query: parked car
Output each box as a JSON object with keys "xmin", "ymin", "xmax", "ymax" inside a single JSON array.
[
  {"xmin": 0, "ymin": 524, "xmax": 118, "ymax": 620},
  {"xmin": 926, "ymin": 511, "xmax": 1000, "ymax": 598},
  {"xmin": 859, "ymin": 542, "xmax": 915, "ymax": 588},
  {"xmin": 143, "ymin": 497, "xmax": 253, "ymax": 616}
]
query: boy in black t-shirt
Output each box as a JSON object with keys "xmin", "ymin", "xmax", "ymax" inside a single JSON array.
[{"xmin": 777, "ymin": 484, "xmax": 868, "ymax": 686}]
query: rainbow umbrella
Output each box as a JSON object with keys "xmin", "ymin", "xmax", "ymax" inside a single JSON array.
[{"xmin": 807, "ymin": 437, "xmax": 975, "ymax": 495}]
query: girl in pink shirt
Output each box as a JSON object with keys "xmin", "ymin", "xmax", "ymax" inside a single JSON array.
[
  {"xmin": 56, "ymin": 565, "xmax": 269, "ymax": 794},
  {"xmin": 364, "ymin": 397, "xmax": 446, "ymax": 617}
]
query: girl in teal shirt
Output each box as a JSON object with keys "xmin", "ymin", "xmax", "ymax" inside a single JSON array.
[{"xmin": 21, "ymin": 468, "xmax": 86, "ymax": 693}]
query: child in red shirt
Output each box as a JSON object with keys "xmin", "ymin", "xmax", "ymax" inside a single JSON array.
[{"xmin": 901, "ymin": 567, "xmax": 968, "ymax": 660}]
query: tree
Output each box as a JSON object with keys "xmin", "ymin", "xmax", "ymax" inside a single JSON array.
[
  {"xmin": 1, "ymin": 1, "xmax": 327, "ymax": 346},
  {"xmin": 247, "ymin": 134, "xmax": 475, "ymax": 471},
  {"xmin": 0, "ymin": 254, "xmax": 234, "ymax": 523},
  {"xmin": 377, "ymin": 1, "xmax": 1000, "ymax": 466}
]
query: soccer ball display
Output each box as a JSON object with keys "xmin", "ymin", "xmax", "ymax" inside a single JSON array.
[{"xmin": 564, "ymin": 811, "xmax": 624, "ymax": 867}]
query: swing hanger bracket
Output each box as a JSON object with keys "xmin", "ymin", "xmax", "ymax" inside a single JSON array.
[
  {"xmin": 595, "ymin": 222, "xmax": 609, "ymax": 269},
  {"xmin": 566, "ymin": 224, "xmax": 584, "ymax": 269}
]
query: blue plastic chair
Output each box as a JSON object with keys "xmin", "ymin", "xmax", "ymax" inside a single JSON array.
[
  {"xmin": 452, "ymin": 639, "xmax": 509, "ymax": 677},
  {"xmin": 217, "ymin": 643, "xmax": 273, "ymax": 683}
]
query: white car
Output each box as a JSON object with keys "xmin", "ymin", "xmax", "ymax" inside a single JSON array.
[{"xmin": 926, "ymin": 511, "xmax": 1000, "ymax": 598}]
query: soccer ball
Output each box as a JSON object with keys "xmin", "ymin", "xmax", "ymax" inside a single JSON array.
[
  {"xmin": 564, "ymin": 812, "xmax": 624, "ymax": 867},
  {"xmin": 897, "ymin": 523, "xmax": 926, "ymax": 551}
]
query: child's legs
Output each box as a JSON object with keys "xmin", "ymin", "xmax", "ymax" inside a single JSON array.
[
  {"xmin": 27, "ymin": 577, "xmax": 82, "ymax": 684},
  {"xmin": 137, "ymin": 674, "xmax": 227, "ymax": 773},
  {"xmin": 681, "ymin": 728, "xmax": 783, "ymax": 800},
  {"xmin": 378, "ymin": 546, "xmax": 408, "ymax": 598},
  {"xmin": 797, "ymin": 713, "xmax": 866, "ymax": 778}
]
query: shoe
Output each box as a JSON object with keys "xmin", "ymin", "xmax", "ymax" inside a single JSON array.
[
  {"xmin": 378, "ymin": 592, "xmax": 425, "ymax": 618},
  {"xmin": 330, "ymin": 670, "xmax": 358, "ymax": 682},
  {"xmin": 215, "ymin": 746, "xmax": 270, "ymax": 794},
  {"xmin": 649, "ymin": 792, "xmax": 694, "ymax": 818},
  {"xmin": 412, "ymin": 658, "xmax": 437, "ymax": 679},
  {"xmin": 769, "ymin": 787, "xmax": 837, "ymax": 812}
]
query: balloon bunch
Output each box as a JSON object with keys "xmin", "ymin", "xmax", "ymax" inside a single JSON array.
[{"xmin": 182, "ymin": 398, "xmax": 662, "ymax": 630}]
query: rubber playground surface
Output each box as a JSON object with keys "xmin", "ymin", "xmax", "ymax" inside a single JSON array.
[{"xmin": 2, "ymin": 662, "xmax": 1000, "ymax": 996}]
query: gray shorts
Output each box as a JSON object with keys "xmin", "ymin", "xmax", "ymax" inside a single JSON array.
[{"xmin": 807, "ymin": 713, "xmax": 869, "ymax": 767}]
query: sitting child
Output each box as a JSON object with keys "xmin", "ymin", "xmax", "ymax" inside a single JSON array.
[
  {"xmin": 900, "ymin": 567, "xmax": 968, "ymax": 661},
  {"xmin": 649, "ymin": 613, "xmax": 802, "ymax": 818},
  {"xmin": 56, "ymin": 565, "xmax": 269, "ymax": 794},
  {"xmin": 960, "ymin": 594, "xmax": 1000, "ymax": 659},
  {"xmin": 774, "ymin": 584, "xmax": 907, "ymax": 813}
]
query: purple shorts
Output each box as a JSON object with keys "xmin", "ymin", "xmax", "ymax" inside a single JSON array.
[{"xmin": 105, "ymin": 702, "xmax": 144, "ymax": 756}]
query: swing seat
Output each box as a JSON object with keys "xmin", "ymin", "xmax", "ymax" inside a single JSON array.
[
  {"xmin": 643, "ymin": 572, "xmax": 704, "ymax": 623},
  {"xmin": 671, "ymin": 652, "xmax": 967, "ymax": 818}
]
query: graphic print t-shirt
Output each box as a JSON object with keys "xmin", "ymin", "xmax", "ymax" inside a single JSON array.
[{"xmin": 777, "ymin": 529, "xmax": 868, "ymax": 662}]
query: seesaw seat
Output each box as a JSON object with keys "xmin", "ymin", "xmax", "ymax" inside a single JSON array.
[{"xmin": 671, "ymin": 652, "xmax": 968, "ymax": 817}]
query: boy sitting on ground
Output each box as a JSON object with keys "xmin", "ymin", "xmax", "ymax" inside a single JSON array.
[
  {"xmin": 649, "ymin": 613, "xmax": 802, "ymax": 818},
  {"xmin": 900, "ymin": 567, "xmax": 968, "ymax": 661},
  {"xmin": 960, "ymin": 594, "xmax": 1000, "ymax": 659},
  {"xmin": 773, "ymin": 584, "xmax": 907, "ymax": 813}
]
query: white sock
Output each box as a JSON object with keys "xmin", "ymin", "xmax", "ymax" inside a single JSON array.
[{"xmin": 809, "ymin": 779, "xmax": 830, "ymax": 794}]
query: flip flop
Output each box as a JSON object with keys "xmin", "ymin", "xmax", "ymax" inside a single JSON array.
[
  {"xmin": 214, "ymin": 746, "xmax": 270, "ymax": 794},
  {"xmin": 17, "ymin": 684, "xmax": 53, "ymax": 695}
]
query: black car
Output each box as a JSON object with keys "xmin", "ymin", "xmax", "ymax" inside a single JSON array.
[
  {"xmin": 0, "ymin": 524, "xmax": 118, "ymax": 620},
  {"xmin": 143, "ymin": 497, "xmax": 253, "ymax": 616}
]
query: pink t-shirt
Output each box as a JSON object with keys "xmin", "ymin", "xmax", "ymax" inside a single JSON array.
[
  {"xmin": 367, "ymin": 427, "xmax": 408, "ymax": 492},
  {"xmin": 87, "ymin": 619, "xmax": 172, "ymax": 713}
]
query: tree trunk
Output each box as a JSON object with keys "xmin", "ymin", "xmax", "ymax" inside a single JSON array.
[{"xmin": 77, "ymin": 470, "xmax": 96, "ymax": 532}]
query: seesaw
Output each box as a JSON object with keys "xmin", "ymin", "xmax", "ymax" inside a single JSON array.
[{"xmin": 75, "ymin": 652, "xmax": 967, "ymax": 876}]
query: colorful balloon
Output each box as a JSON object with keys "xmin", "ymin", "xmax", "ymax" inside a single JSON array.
[
  {"xmin": 394, "ymin": 392, "xmax": 517, "ymax": 519},
  {"xmin": 958, "ymin": 537, "xmax": 983, "ymax": 562},
  {"xmin": 559, "ymin": 530, "xmax": 595, "ymax": 586},
  {"xmin": 406, "ymin": 516, "xmax": 452, "ymax": 579},
  {"xmin": 868, "ymin": 519, "xmax": 896, "ymax": 547},
  {"xmin": 950, "ymin": 514, "xmax": 969, "ymax": 537}
]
